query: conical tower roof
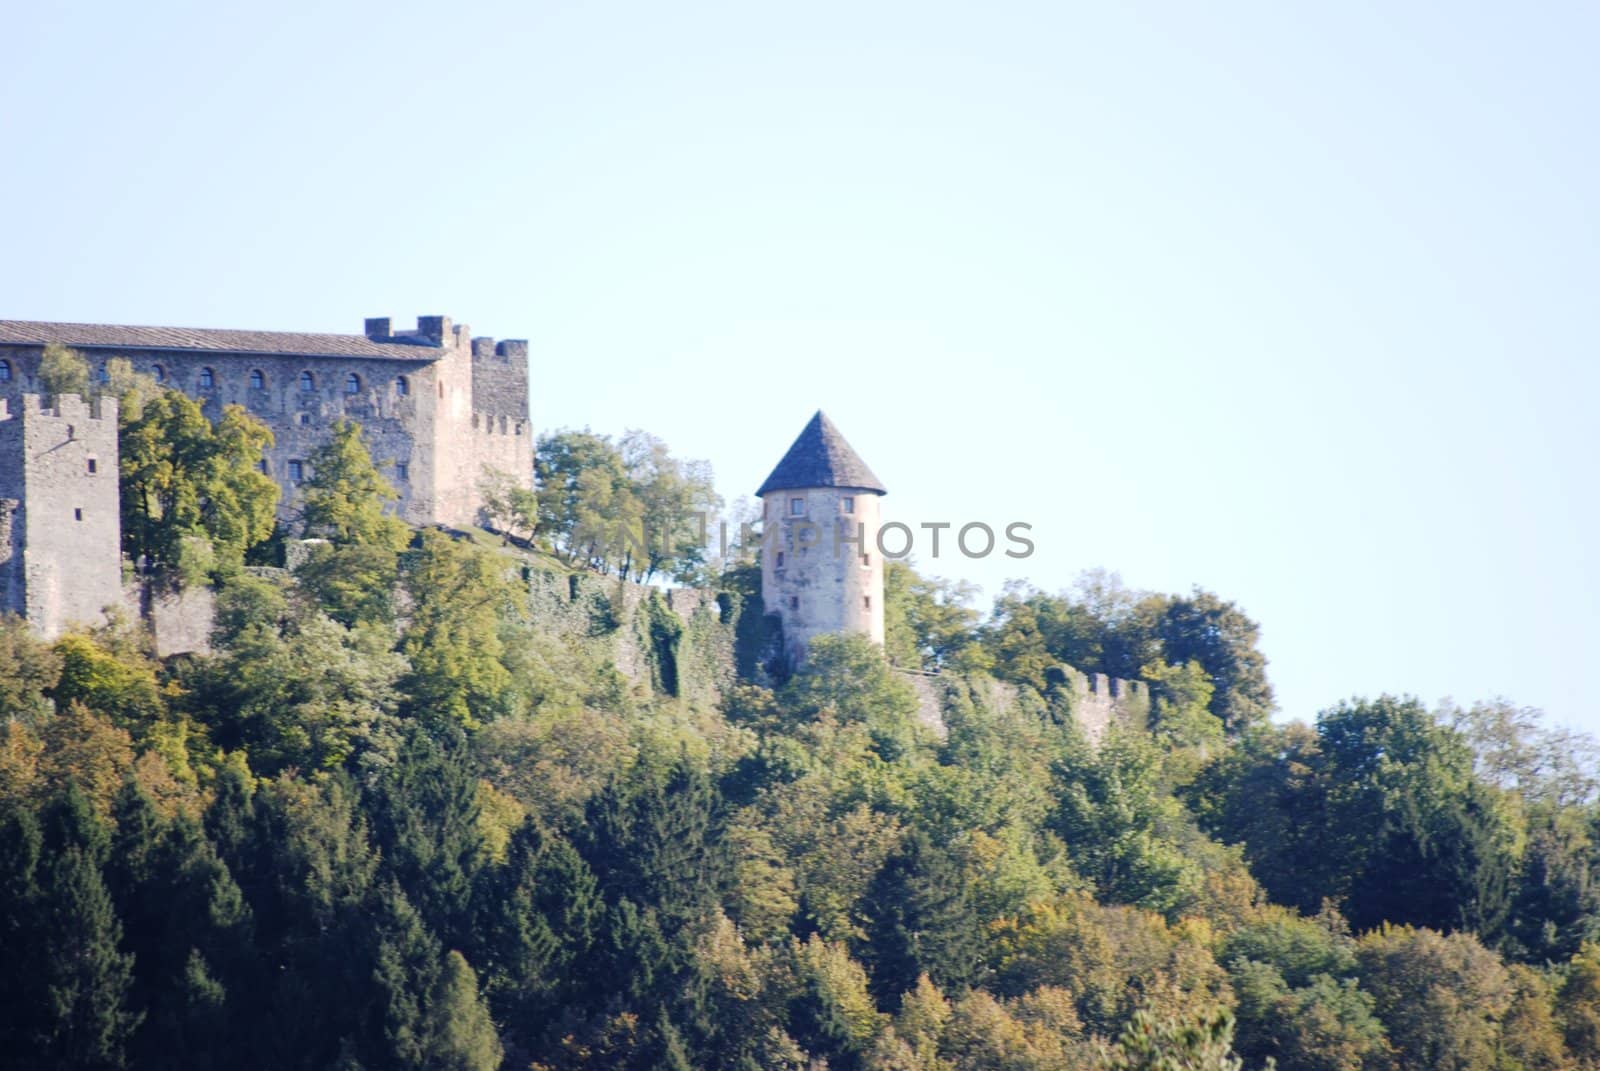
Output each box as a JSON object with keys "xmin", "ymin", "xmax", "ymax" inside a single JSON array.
[{"xmin": 757, "ymin": 411, "xmax": 887, "ymax": 497}]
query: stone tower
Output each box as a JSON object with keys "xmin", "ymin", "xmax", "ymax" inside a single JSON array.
[
  {"xmin": 758, "ymin": 411, "xmax": 887, "ymax": 666},
  {"xmin": 0, "ymin": 393, "xmax": 123, "ymax": 638}
]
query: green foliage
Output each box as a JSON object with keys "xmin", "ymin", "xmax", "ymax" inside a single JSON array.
[
  {"xmin": 534, "ymin": 427, "xmax": 718, "ymax": 582},
  {"xmin": 8, "ymin": 413, "xmax": 1600, "ymax": 1071},
  {"xmin": 0, "ymin": 615, "xmax": 64, "ymax": 723},
  {"xmin": 1355, "ymin": 924, "xmax": 1513, "ymax": 1071},
  {"xmin": 983, "ymin": 573, "xmax": 1273, "ymax": 732},
  {"xmin": 120, "ymin": 390, "xmax": 278, "ymax": 580},
  {"xmin": 297, "ymin": 418, "xmax": 408, "ymax": 547},
  {"xmin": 1105, "ymin": 1007, "xmax": 1245, "ymax": 1071},
  {"xmin": 38, "ymin": 342, "xmax": 90, "ymax": 399},
  {"xmin": 400, "ymin": 530, "xmax": 518, "ymax": 729},
  {"xmin": 883, "ymin": 561, "xmax": 987, "ymax": 673}
]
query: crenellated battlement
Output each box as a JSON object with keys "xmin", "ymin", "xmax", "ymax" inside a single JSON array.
[
  {"xmin": 1046, "ymin": 664, "xmax": 1150, "ymax": 742},
  {"xmin": 0, "ymin": 392, "xmax": 116, "ymax": 424}
]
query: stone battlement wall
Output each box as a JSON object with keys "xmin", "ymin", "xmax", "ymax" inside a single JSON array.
[{"xmin": 0, "ymin": 315, "xmax": 533, "ymax": 531}]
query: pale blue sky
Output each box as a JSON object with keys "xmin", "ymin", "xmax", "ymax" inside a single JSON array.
[{"xmin": 4, "ymin": 1, "xmax": 1596, "ymax": 729}]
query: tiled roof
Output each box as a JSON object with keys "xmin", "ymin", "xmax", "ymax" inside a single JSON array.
[
  {"xmin": 0, "ymin": 320, "xmax": 442, "ymax": 361},
  {"xmin": 757, "ymin": 410, "xmax": 887, "ymax": 496}
]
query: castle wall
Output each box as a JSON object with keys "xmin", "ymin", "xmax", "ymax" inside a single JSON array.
[
  {"xmin": 0, "ymin": 395, "xmax": 123, "ymax": 637},
  {"xmin": 0, "ymin": 315, "xmax": 533, "ymax": 532},
  {"xmin": 469, "ymin": 338, "xmax": 534, "ymax": 525},
  {"xmin": 761, "ymin": 486, "xmax": 885, "ymax": 665}
]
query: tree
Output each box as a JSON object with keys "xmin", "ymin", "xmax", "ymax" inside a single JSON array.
[
  {"xmin": 780, "ymin": 633, "xmax": 922, "ymax": 759},
  {"xmin": 38, "ymin": 342, "xmax": 90, "ymax": 399},
  {"xmin": 297, "ymin": 418, "xmax": 408, "ymax": 547},
  {"xmin": 1142, "ymin": 590, "xmax": 1274, "ymax": 733},
  {"xmin": 479, "ymin": 467, "xmax": 539, "ymax": 544},
  {"xmin": 34, "ymin": 786, "xmax": 143, "ymax": 1070},
  {"xmin": 534, "ymin": 429, "xmax": 635, "ymax": 569},
  {"xmin": 422, "ymin": 951, "xmax": 503, "ymax": 1071},
  {"xmin": 400, "ymin": 531, "xmax": 518, "ymax": 729},
  {"xmin": 1105, "ymin": 1007, "xmax": 1244, "ymax": 1071},
  {"xmin": 294, "ymin": 419, "xmax": 410, "ymax": 625},
  {"xmin": 1356, "ymin": 924, "xmax": 1512, "ymax": 1071},
  {"xmin": 203, "ymin": 609, "xmax": 407, "ymax": 775},
  {"xmin": 0, "ymin": 615, "xmax": 64, "ymax": 723},
  {"xmin": 618, "ymin": 429, "xmax": 720, "ymax": 584},
  {"xmin": 119, "ymin": 390, "xmax": 278, "ymax": 580},
  {"xmin": 883, "ymin": 562, "xmax": 985, "ymax": 673},
  {"xmin": 860, "ymin": 830, "xmax": 984, "ymax": 1006}
]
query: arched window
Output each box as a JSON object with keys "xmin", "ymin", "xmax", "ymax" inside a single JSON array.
[
  {"xmin": 344, "ymin": 373, "xmax": 361, "ymax": 394},
  {"xmin": 151, "ymin": 364, "xmax": 165, "ymax": 383},
  {"xmin": 198, "ymin": 367, "xmax": 215, "ymax": 389},
  {"xmin": 395, "ymin": 375, "xmax": 409, "ymax": 396},
  {"xmin": 249, "ymin": 369, "xmax": 265, "ymax": 389},
  {"xmin": 299, "ymin": 371, "xmax": 315, "ymax": 392},
  {"xmin": 0, "ymin": 360, "xmax": 11, "ymax": 382}
]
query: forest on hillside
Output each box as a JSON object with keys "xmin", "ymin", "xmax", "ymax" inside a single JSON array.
[{"xmin": 7, "ymin": 358, "xmax": 1600, "ymax": 1070}]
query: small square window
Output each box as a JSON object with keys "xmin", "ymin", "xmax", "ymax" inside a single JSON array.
[
  {"xmin": 288, "ymin": 460, "xmax": 305, "ymax": 482},
  {"xmin": 299, "ymin": 413, "xmax": 312, "ymax": 426},
  {"xmin": 74, "ymin": 508, "xmax": 83, "ymax": 521},
  {"xmin": 86, "ymin": 458, "xmax": 97, "ymax": 474},
  {"xmin": 789, "ymin": 497, "xmax": 804, "ymax": 516},
  {"xmin": 842, "ymin": 496, "xmax": 854, "ymax": 514},
  {"xmin": 395, "ymin": 462, "xmax": 409, "ymax": 481}
]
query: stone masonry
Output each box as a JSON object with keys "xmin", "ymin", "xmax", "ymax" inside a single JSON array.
[
  {"xmin": 0, "ymin": 394, "xmax": 123, "ymax": 639},
  {"xmin": 758, "ymin": 411, "xmax": 887, "ymax": 667},
  {"xmin": 0, "ymin": 315, "xmax": 532, "ymax": 530}
]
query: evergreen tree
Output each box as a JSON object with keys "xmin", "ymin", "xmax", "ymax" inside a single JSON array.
[{"xmin": 861, "ymin": 830, "xmax": 984, "ymax": 1007}]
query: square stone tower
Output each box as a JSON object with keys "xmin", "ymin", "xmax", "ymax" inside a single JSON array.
[
  {"xmin": 758, "ymin": 411, "xmax": 887, "ymax": 666},
  {"xmin": 0, "ymin": 393, "xmax": 123, "ymax": 638}
]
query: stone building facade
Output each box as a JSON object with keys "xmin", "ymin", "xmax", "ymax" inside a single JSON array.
[
  {"xmin": 758, "ymin": 411, "xmax": 887, "ymax": 666},
  {"xmin": 0, "ymin": 393, "xmax": 124, "ymax": 638},
  {"xmin": 0, "ymin": 315, "xmax": 532, "ymax": 530}
]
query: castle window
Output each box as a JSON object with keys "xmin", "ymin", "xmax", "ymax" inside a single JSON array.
[
  {"xmin": 0, "ymin": 360, "xmax": 10, "ymax": 381},
  {"xmin": 256, "ymin": 459, "xmax": 269, "ymax": 475},
  {"xmin": 862, "ymin": 553, "xmax": 871, "ymax": 566},
  {"xmin": 395, "ymin": 376, "xmax": 409, "ymax": 396},
  {"xmin": 395, "ymin": 462, "xmax": 409, "ymax": 481},
  {"xmin": 151, "ymin": 364, "xmax": 164, "ymax": 383},
  {"xmin": 842, "ymin": 496, "xmax": 854, "ymax": 514},
  {"xmin": 345, "ymin": 373, "xmax": 361, "ymax": 394},
  {"xmin": 776, "ymin": 551, "xmax": 785, "ymax": 568},
  {"xmin": 863, "ymin": 595, "xmax": 871, "ymax": 610},
  {"xmin": 299, "ymin": 371, "xmax": 315, "ymax": 392},
  {"xmin": 288, "ymin": 460, "xmax": 304, "ymax": 482},
  {"xmin": 789, "ymin": 596, "xmax": 799, "ymax": 610},
  {"xmin": 87, "ymin": 458, "xmax": 97, "ymax": 474},
  {"xmin": 74, "ymin": 508, "xmax": 83, "ymax": 521},
  {"xmin": 298, "ymin": 413, "xmax": 312, "ymax": 426},
  {"xmin": 250, "ymin": 369, "xmax": 266, "ymax": 389},
  {"xmin": 789, "ymin": 497, "xmax": 804, "ymax": 516},
  {"xmin": 96, "ymin": 365, "xmax": 111, "ymax": 383},
  {"xmin": 198, "ymin": 367, "xmax": 215, "ymax": 389}
]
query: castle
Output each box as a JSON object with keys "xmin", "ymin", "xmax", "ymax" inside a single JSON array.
[
  {"xmin": 757, "ymin": 410, "xmax": 887, "ymax": 666},
  {"xmin": 0, "ymin": 314, "xmax": 533, "ymax": 637},
  {"xmin": 0, "ymin": 319, "xmax": 1148, "ymax": 741}
]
